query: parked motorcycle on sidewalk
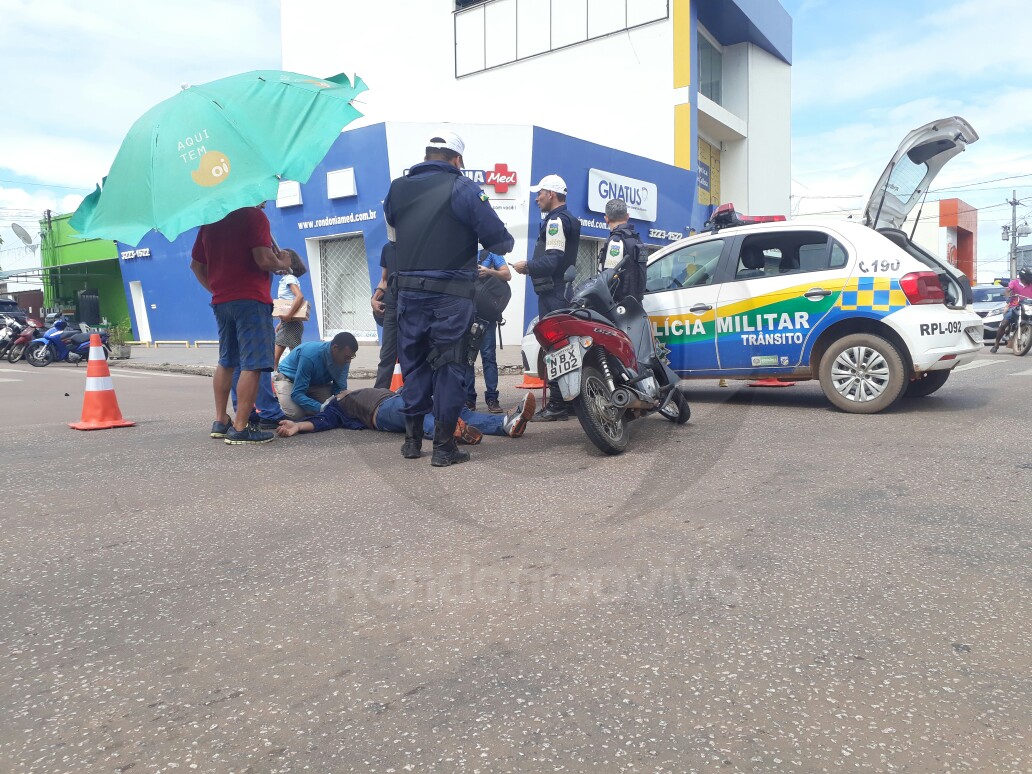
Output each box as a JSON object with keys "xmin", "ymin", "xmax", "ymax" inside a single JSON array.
[
  {"xmin": 23, "ymin": 320, "xmax": 110, "ymax": 367},
  {"xmin": 532, "ymin": 268, "xmax": 690, "ymax": 455},
  {"xmin": 5, "ymin": 316, "xmax": 43, "ymax": 363}
]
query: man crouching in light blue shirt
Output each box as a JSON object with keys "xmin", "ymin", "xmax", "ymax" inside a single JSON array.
[{"xmin": 273, "ymin": 332, "xmax": 357, "ymax": 419}]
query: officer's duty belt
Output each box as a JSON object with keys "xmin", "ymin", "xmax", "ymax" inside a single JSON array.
[{"xmin": 395, "ymin": 276, "xmax": 475, "ymax": 299}]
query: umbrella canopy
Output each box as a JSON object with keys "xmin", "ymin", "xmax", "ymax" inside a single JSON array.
[{"xmin": 70, "ymin": 70, "xmax": 367, "ymax": 246}]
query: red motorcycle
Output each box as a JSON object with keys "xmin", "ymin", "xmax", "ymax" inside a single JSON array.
[
  {"xmin": 5, "ymin": 316, "xmax": 43, "ymax": 363},
  {"xmin": 533, "ymin": 268, "xmax": 690, "ymax": 455}
]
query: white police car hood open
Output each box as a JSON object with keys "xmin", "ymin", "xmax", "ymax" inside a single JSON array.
[{"xmin": 863, "ymin": 116, "xmax": 979, "ymax": 232}]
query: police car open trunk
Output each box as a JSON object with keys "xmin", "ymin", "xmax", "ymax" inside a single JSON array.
[{"xmin": 863, "ymin": 116, "xmax": 979, "ymax": 308}]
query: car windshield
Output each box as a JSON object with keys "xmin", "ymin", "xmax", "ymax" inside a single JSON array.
[{"xmin": 972, "ymin": 287, "xmax": 1007, "ymax": 304}]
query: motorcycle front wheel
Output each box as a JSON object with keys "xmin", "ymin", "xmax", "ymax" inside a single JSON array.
[
  {"xmin": 573, "ymin": 364, "xmax": 629, "ymax": 455},
  {"xmin": 659, "ymin": 387, "xmax": 691, "ymax": 424},
  {"xmin": 1012, "ymin": 322, "xmax": 1032, "ymax": 356},
  {"xmin": 6, "ymin": 343, "xmax": 26, "ymax": 363},
  {"xmin": 25, "ymin": 342, "xmax": 53, "ymax": 367}
]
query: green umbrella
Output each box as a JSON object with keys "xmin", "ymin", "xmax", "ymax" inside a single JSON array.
[{"xmin": 70, "ymin": 70, "xmax": 368, "ymax": 246}]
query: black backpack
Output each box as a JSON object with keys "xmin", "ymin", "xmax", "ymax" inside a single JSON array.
[{"xmin": 474, "ymin": 273, "xmax": 511, "ymax": 323}]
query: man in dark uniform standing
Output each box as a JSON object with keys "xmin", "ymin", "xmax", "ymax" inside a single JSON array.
[
  {"xmin": 384, "ymin": 131, "xmax": 515, "ymax": 467},
  {"xmin": 512, "ymin": 174, "xmax": 581, "ymax": 421},
  {"xmin": 598, "ymin": 198, "xmax": 647, "ymax": 303}
]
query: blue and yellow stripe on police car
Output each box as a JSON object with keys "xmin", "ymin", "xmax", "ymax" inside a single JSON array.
[{"xmin": 837, "ymin": 276, "xmax": 908, "ymax": 313}]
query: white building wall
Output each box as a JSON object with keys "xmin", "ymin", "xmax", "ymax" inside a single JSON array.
[
  {"xmin": 281, "ymin": 0, "xmax": 675, "ymax": 164},
  {"xmin": 744, "ymin": 45, "xmax": 791, "ymax": 216}
]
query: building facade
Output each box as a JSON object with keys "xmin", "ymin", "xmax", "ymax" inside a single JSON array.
[
  {"xmin": 281, "ymin": 0, "xmax": 792, "ymax": 220},
  {"xmin": 115, "ymin": 121, "xmax": 696, "ymax": 346}
]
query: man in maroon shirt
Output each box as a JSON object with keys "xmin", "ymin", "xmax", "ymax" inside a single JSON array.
[{"xmin": 191, "ymin": 205, "xmax": 291, "ymax": 444}]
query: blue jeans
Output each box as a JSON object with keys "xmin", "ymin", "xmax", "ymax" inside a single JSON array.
[
  {"xmin": 374, "ymin": 394, "xmax": 505, "ymax": 438},
  {"xmin": 465, "ymin": 321, "xmax": 499, "ymax": 404},
  {"xmin": 231, "ymin": 368, "xmax": 286, "ymax": 422}
]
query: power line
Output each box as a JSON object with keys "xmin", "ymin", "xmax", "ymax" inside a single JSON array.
[{"xmin": 0, "ymin": 177, "xmax": 92, "ymax": 191}]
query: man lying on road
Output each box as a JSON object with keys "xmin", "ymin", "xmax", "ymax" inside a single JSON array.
[{"xmin": 275, "ymin": 388, "xmax": 535, "ymax": 444}]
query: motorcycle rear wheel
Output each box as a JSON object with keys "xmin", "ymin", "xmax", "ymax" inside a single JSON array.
[
  {"xmin": 1012, "ymin": 322, "xmax": 1032, "ymax": 356},
  {"xmin": 25, "ymin": 342, "xmax": 53, "ymax": 367},
  {"xmin": 6, "ymin": 343, "xmax": 26, "ymax": 363},
  {"xmin": 573, "ymin": 364, "xmax": 629, "ymax": 455}
]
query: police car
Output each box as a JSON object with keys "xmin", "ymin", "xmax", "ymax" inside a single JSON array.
[{"xmin": 524, "ymin": 117, "xmax": 984, "ymax": 414}]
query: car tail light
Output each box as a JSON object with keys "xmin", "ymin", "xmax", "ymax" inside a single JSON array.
[
  {"xmin": 534, "ymin": 317, "xmax": 570, "ymax": 351},
  {"xmin": 899, "ymin": 272, "xmax": 945, "ymax": 305}
]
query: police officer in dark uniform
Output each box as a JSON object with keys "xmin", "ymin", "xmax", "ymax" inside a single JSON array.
[
  {"xmin": 384, "ymin": 131, "xmax": 514, "ymax": 467},
  {"xmin": 598, "ymin": 198, "xmax": 647, "ymax": 303},
  {"xmin": 371, "ymin": 240, "xmax": 398, "ymax": 389},
  {"xmin": 513, "ymin": 174, "xmax": 581, "ymax": 421}
]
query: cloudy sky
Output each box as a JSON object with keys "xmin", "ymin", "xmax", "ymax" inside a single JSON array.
[
  {"xmin": 782, "ymin": 0, "xmax": 1032, "ymax": 278},
  {"xmin": 1, "ymin": 0, "xmax": 1029, "ymax": 281}
]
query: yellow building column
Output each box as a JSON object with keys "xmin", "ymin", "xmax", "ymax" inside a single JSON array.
[{"xmin": 673, "ymin": 0, "xmax": 691, "ymax": 170}]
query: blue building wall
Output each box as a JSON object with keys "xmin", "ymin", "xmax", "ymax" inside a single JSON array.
[
  {"xmin": 264, "ymin": 123, "xmax": 391, "ymax": 342},
  {"xmin": 524, "ymin": 126, "xmax": 698, "ymax": 322}
]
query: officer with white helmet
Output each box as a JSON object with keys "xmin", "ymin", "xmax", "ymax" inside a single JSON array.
[{"xmin": 513, "ymin": 174, "xmax": 581, "ymax": 421}]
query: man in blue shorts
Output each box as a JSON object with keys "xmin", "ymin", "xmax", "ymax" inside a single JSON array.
[{"xmin": 190, "ymin": 204, "xmax": 291, "ymax": 445}]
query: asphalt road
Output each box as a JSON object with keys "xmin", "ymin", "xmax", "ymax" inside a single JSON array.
[{"xmin": 0, "ymin": 354, "xmax": 1029, "ymax": 772}]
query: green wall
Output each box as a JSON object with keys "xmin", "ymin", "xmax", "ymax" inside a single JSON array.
[{"xmin": 40, "ymin": 213, "xmax": 129, "ymax": 326}]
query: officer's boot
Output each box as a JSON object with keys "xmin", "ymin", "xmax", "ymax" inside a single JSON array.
[
  {"xmin": 401, "ymin": 416, "xmax": 424, "ymax": 459},
  {"xmin": 430, "ymin": 423, "xmax": 471, "ymax": 467}
]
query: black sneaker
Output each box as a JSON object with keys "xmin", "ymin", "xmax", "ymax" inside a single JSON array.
[
  {"xmin": 257, "ymin": 418, "xmax": 284, "ymax": 431},
  {"xmin": 210, "ymin": 420, "xmax": 231, "ymax": 439},
  {"xmin": 464, "ymin": 400, "xmax": 476, "ymax": 411},
  {"xmin": 486, "ymin": 399, "xmax": 504, "ymax": 414},
  {"xmin": 224, "ymin": 426, "xmax": 275, "ymax": 445},
  {"xmin": 533, "ymin": 405, "xmax": 569, "ymax": 422}
]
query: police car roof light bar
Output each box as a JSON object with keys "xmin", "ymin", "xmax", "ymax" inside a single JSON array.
[{"xmin": 706, "ymin": 203, "xmax": 787, "ymax": 234}]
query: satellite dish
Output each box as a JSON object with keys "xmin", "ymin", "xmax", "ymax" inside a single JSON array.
[
  {"xmin": 11, "ymin": 223, "xmax": 38, "ymax": 255},
  {"xmin": 11, "ymin": 223, "xmax": 33, "ymax": 246}
]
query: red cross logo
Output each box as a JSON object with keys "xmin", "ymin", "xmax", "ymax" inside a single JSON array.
[{"xmin": 486, "ymin": 163, "xmax": 517, "ymax": 194}]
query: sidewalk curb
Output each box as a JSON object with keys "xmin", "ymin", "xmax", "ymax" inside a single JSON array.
[{"xmin": 108, "ymin": 360, "xmax": 525, "ymax": 379}]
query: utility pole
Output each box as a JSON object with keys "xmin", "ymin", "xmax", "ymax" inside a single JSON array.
[{"xmin": 1009, "ymin": 190, "xmax": 1019, "ymax": 279}]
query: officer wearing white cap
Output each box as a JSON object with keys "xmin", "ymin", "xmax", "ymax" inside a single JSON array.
[
  {"xmin": 384, "ymin": 130, "xmax": 515, "ymax": 466},
  {"xmin": 513, "ymin": 173, "xmax": 581, "ymax": 421}
]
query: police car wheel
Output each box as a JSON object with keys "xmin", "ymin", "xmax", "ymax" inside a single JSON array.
[
  {"xmin": 573, "ymin": 364, "xmax": 629, "ymax": 455},
  {"xmin": 903, "ymin": 370, "xmax": 950, "ymax": 399},
  {"xmin": 818, "ymin": 333, "xmax": 906, "ymax": 414}
]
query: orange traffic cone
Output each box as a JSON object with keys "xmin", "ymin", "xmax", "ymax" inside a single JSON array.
[
  {"xmin": 389, "ymin": 361, "xmax": 404, "ymax": 392},
  {"xmin": 516, "ymin": 372, "xmax": 545, "ymax": 389},
  {"xmin": 69, "ymin": 334, "xmax": 135, "ymax": 431}
]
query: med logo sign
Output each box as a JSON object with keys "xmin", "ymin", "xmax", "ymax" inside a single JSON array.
[{"xmin": 588, "ymin": 168, "xmax": 658, "ymax": 222}]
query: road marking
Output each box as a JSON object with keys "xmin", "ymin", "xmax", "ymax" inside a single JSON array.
[
  {"xmin": 0, "ymin": 377, "xmax": 22, "ymax": 382},
  {"xmin": 110, "ymin": 369, "xmax": 196, "ymax": 379},
  {"xmin": 953, "ymin": 360, "xmax": 1007, "ymax": 373},
  {"xmin": 1008, "ymin": 367, "xmax": 1032, "ymax": 376}
]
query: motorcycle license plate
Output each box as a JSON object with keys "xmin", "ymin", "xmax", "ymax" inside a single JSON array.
[{"xmin": 546, "ymin": 343, "xmax": 581, "ymax": 381}]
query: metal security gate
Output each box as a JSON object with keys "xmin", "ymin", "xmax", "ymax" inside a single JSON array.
[
  {"xmin": 319, "ymin": 236, "xmax": 377, "ymax": 339},
  {"xmin": 575, "ymin": 238, "xmax": 602, "ymax": 287}
]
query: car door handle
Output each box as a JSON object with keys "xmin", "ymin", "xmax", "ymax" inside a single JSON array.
[
  {"xmin": 689, "ymin": 303, "xmax": 713, "ymax": 314},
  {"xmin": 803, "ymin": 288, "xmax": 832, "ymax": 300}
]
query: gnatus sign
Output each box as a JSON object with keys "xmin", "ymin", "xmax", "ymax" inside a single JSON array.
[{"xmin": 588, "ymin": 168, "xmax": 658, "ymax": 222}]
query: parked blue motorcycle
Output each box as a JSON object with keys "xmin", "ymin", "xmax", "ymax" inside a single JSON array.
[{"xmin": 24, "ymin": 320, "xmax": 110, "ymax": 367}]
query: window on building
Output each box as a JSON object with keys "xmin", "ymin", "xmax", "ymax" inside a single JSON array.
[{"xmin": 698, "ymin": 33, "xmax": 722, "ymax": 105}]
